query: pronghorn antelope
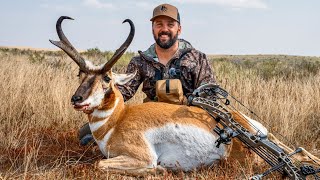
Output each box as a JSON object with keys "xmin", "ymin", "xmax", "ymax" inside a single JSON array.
[{"xmin": 50, "ymin": 16, "xmax": 320, "ymax": 176}]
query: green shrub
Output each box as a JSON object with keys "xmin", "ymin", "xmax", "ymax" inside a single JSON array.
[
  {"xmin": 210, "ymin": 56, "xmax": 320, "ymax": 81},
  {"xmin": 28, "ymin": 51, "xmax": 46, "ymax": 64}
]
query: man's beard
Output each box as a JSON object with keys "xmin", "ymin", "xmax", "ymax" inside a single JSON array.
[{"xmin": 153, "ymin": 31, "xmax": 178, "ymax": 49}]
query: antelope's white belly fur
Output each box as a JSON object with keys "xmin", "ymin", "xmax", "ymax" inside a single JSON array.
[{"xmin": 144, "ymin": 123, "xmax": 226, "ymax": 171}]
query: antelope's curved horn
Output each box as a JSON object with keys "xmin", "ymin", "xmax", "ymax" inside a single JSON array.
[
  {"xmin": 102, "ymin": 19, "xmax": 135, "ymax": 73},
  {"xmin": 49, "ymin": 16, "xmax": 87, "ymax": 71}
]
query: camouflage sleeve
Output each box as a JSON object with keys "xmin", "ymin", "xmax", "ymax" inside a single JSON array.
[
  {"xmin": 116, "ymin": 57, "xmax": 142, "ymax": 102},
  {"xmin": 193, "ymin": 52, "xmax": 216, "ymax": 88}
]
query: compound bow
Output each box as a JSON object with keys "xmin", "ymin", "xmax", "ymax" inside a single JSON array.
[{"xmin": 188, "ymin": 83, "xmax": 320, "ymax": 180}]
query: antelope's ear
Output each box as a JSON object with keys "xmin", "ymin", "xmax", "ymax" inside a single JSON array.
[{"xmin": 112, "ymin": 70, "xmax": 136, "ymax": 85}]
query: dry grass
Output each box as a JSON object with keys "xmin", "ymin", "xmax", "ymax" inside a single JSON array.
[{"xmin": 0, "ymin": 49, "xmax": 319, "ymax": 179}]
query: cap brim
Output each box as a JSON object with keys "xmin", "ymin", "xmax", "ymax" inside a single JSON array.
[{"xmin": 150, "ymin": 15, "xmax": 179, "ymax": 22}]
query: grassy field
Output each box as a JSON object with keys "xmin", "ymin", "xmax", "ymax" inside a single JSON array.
[{"xmin": 0, "ymin": 47, "xmax": 319, "ymax": 179}]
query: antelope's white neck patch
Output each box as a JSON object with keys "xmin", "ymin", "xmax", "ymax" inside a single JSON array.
[
  {"xmin": 89, "ymin": 99, "xmax": 119, "ymax": 132},
  {"xmin": 85, "ymin": 60, "xmax": 105, "ymax": 71}
]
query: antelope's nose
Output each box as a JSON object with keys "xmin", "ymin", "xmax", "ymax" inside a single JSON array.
[{"xmin": 71, "ymin": 95, "xmax": 83, "ymax": 103}]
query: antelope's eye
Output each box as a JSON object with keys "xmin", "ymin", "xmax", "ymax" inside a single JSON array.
[{"xmin": 103, "ymin": 75, "xmax": 111, "ymax": 83}]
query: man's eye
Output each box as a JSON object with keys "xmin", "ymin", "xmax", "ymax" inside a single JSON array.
[{"xmin": 104, "ymin": 76, "xmax": 111, "ymax": 82}]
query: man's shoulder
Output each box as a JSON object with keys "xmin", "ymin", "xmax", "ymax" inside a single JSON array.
[
  {"xmin": 179, "ymin": 39, "xmax": 207, "ymax": 59},
  {"xmin": 181, "ymin": 48, "xmax": 207, "ymax": 63},
  {"xmin": 128, "ymin": 55, "xmax": 142, "ymax": 65},
  {"xmin": 131, "ymin": 55, "xmax": 141, "ymax": 61},
  {"xmin": 128, "ymin": 53, "xmax": 152, "ymax": 67},
  {"xmin": 189, "ymin": 48, "xmax": 206, "ymax": 56}
]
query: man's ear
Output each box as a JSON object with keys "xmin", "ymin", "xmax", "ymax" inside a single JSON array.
[{"xmin": 112, "ymin": 71, "xmax": 136, "ymax": 85}]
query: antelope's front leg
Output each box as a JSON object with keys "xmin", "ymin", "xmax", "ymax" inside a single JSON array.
[{"xmin": 98, "ymin": 155, "xmax": 165, "ymax": 176}]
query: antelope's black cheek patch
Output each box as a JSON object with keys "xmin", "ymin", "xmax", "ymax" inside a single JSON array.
[{"xmin": 103, "ymin": 75, "xmax": 111, "ymax": 83}]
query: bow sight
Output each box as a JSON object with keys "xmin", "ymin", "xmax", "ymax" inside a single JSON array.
[{"xmin": 188, "ymin": 83, "xmax": 320, "ymax": 180}]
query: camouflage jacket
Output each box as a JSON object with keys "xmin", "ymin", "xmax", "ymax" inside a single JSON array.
[{"xmin": 117, "ymin": 39, "xmax": 216, "ymax": 101}]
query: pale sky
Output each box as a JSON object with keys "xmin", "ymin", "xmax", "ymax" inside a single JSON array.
[{"xmin": 1, "ymin": 0, "xmax": 320, "ymax": 56}]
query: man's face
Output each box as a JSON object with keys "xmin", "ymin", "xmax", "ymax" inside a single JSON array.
[{"xmin": 152, "ymin": 16, "xmax": 181, "ymax": 49}]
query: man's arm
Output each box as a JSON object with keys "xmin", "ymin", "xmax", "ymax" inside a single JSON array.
[
  {"xmin": 193, "ymin": 52, "xmax": 216, "ymax": 88},
  {"xmin": 116, "ymin": 57, "xmax": 142, "ymax": 101}
]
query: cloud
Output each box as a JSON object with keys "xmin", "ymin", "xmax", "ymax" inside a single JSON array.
[
  {"xmin": 135, "ymin": 2, "xmax": 157, "ymax": 10},
  {"xmin": 172, "ymin": 0, "xmax": 268, "ymax": 9},
  {"xmin": 82, "ymin": 0, "xmax": 115, "ymax": 9},
  {"xmin": 40, "ymin": 3, "xmax": 75, "ymax": 12}
]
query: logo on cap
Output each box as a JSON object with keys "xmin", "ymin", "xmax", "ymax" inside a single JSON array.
[{"xmin": 160, "ymin": 5, "xmax": 167, "ymax": 12}]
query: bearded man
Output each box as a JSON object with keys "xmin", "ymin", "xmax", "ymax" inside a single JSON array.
[
  {"xmin": 118, "ymin": 3, "xmax": 216, "ymax": 102},
  {"xmin": 79, "ymin": 3, "xmax": 216, "ymax": 145}
]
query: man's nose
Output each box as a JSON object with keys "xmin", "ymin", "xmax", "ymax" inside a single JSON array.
[{"xmin": 160, "ymin": 25, "xmax": 169, "ymax": 31}]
